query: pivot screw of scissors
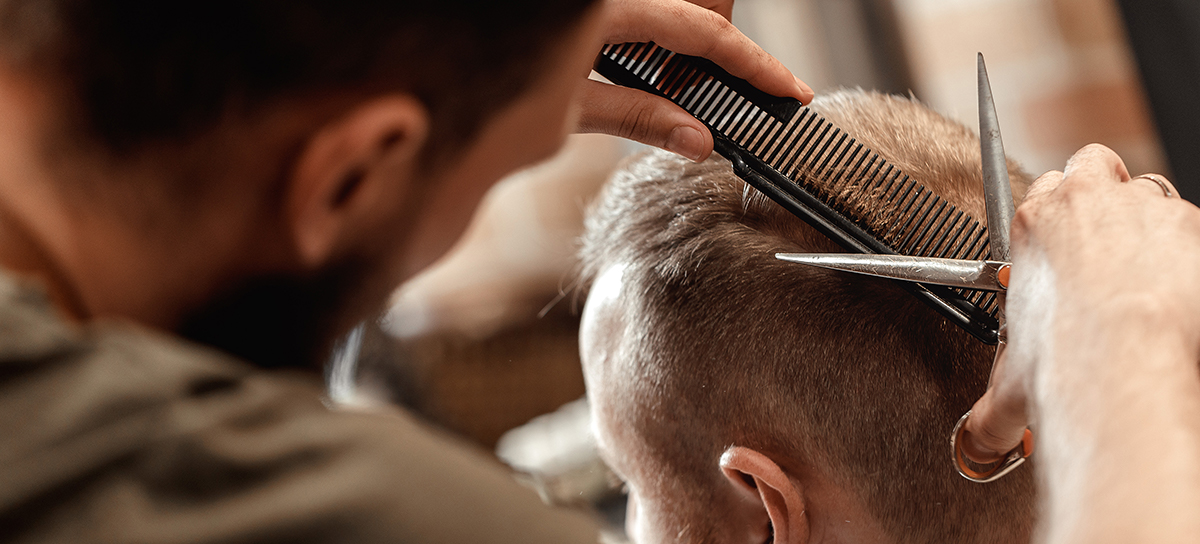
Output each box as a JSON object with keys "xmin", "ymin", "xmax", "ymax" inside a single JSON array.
[{"xmin": 996, "ymin": 264, "xmax": 1010, "ymax": 290}]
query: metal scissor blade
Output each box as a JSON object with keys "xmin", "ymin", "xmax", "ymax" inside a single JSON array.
[
  {"xmin": 775, "ymin": 253, "xmax": 1010, "ymax": 292},
  {"xmin": 978, "ymin": 53, "xmax": 1016, "ymax": 262}
]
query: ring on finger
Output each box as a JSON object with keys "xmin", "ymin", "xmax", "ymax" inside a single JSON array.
[
  {"xmin": 951, "ymin": 411, "xmax": 1034, "ymax": 483},
  {"xmin": 1130, "ymin": 173, "xmax": 1177, "ymax": 198}
]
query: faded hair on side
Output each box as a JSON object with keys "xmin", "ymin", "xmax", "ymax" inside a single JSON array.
[{"xmin": 579, "ymin": 89, "xmax": 1035, "ymax": 543}]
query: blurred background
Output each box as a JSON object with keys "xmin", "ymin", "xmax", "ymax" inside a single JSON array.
[
  {"xmin": 735, "ymin": 0, "xmax": 1167, "ymax": 187},
  {"xmin": 335, "ymin": 0, "xmax": 1190, "ymax": 534}
]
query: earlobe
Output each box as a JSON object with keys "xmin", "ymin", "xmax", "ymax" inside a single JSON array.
[
  {"xmin": 286, "ymin": 95, "xmax": 429, "ymax": 267},
  {"xmin": 720, "ymin": 446, "xmax": 810, "ymax": 544}
]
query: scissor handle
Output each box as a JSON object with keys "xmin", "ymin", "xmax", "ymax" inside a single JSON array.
[{"xmin": 950, "ymin": 410, "xmax": 1033, "ymax": 483}]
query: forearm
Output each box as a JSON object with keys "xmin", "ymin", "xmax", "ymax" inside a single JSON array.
[{"xmin": 1033, "ymin": 295, "xmax": 1200, "ymax": 543}]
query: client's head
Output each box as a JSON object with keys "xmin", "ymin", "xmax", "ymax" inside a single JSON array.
[{"xmin": 578, "ymin": 90, "xmax": 1036, "ymax": 544}]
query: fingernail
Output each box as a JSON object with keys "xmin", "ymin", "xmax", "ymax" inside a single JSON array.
[
  {"xmin": 666, "ymin": 126, "xmax": 705, "ymax": 162},
  {"xmin": 795, "ymin": 76, "xmax": 815, "ymax": 103}
]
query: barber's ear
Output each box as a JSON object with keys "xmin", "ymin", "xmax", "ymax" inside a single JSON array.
[
  {"xmin": 720, "ymin": 446, "xmax": 809, "ymax": 544},
  {"xmin": 287, "ymin": 95, "xmax": 429, "ymax": 267}
]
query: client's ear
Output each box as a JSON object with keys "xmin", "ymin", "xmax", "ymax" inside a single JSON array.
[
  {"xmin": 720, "ymin": 446, "xmax": 810, "ymax": 544},
  {"xmin": 287, "ymin": 95, "xmax": 429, "ymax": 267}
]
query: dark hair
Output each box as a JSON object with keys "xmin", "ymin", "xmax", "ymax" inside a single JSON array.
[
  {"xmin": 0, "ymin": 0, "xmax": 596, "ymax": 166},
  {"xmin": 579, "ymin": 90, "xmax": 1036, "ymax": 542}
]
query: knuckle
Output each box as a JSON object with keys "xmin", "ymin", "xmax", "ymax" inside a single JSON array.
[
  {"xmin": 1011, "ymin": 206, "xmax": 1036, "ymax": 231},
  {"xmin": 1077, "ymin": 143, "xmax": 1121, "ymax": 166},
  {"xmin": 663, "ymin": 1, "xmax": 694, "ymax": 24},
  {"xmin": 618, "ymin": 103, "xmax": 662, "ymax": 145},
  {"xmin": 1024, "ymin": 169, "xmax": 1061, "ymax": 191},
  {"xmin": 1064, "ymin": 143, "xmax": 1119, "ymax": 178},
  {"xmin": 1031, "ymin": 170, "xmax": 1063, "ymax": 187},
  {"xmin": 700, "ymin": 11, "xmax": 735, "ymax": 57},
  {"xmin": 1058, "ymin": 170, "xmax": 1093, "ymax": 194},
  {"xmin": 977, "ymin": 424, "xmax": 1018, "ymax": 451},
  {"xmin": 1009, "ymin": 206, "xmax": 1043, "ymax": 253},
  {"xmin": 1079, "ymin": 142, "xmax": 1114, "ymax": 156}
]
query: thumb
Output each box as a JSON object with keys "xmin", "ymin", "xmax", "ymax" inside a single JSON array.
[
  {"xmin": 575, "ymin": 79, "xmax": 713, "ymax": 162},
  {"xmin": 962, "ymin": 344, "xmax": 1030, "ymax": 463}
]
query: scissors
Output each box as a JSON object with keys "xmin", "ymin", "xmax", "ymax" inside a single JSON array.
[{"xmin": 775, "ymin": 54, "xmax": 1032, "ymax": 483}]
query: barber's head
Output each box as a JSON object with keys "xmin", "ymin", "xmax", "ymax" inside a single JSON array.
[
  {"xmin": 0, "ymin": 0, "xmax": 602, "ymax": 366},
  {"xmin": 579, "ymin": 90, "xmax": 1036, "ymax": 544}
]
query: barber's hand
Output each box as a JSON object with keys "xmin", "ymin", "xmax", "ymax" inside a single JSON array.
[
  {"xmin": 962, "ymin": 144, "xmax": 1200, "ymax": 462},
  {"xmin": 576, "ymin": 0, "xmax": 814, "ymax": 161}
]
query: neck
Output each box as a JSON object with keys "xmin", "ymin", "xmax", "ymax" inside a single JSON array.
[
  {"xmin": 0, "ymin": 176, "xmax": 283, "ymax": 331},
  {"xmin": 794, "ymin": 466, "xmax": 893, "ymax": 543},
  {"xmin": 0, "ymin": 67, "xmax": 89, "ymax": 320},
  {"xmin": 0, "ymin": 200, "xmax": 88, "ymax": 319},
  {"xmin": 0, "ymin": 187, "xmax": 181, "ymax": 327}
]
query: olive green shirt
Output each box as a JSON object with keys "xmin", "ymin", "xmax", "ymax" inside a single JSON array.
[{"xmin": 0, "ymin": 272, "xmax": 600, "ymax": 543}]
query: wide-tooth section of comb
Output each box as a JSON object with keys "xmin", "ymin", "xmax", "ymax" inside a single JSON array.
[{"xmin": 595, "ymin": 42, "xmax": 1000, "ymax": 343}]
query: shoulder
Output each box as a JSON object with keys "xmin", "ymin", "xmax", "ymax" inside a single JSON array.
[{"xmin": 0, "ymin": 275, "xmax": 599, "ymax": 543}]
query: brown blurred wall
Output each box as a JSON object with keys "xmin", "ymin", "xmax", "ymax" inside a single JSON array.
[{"xmin": 738, "ymin": 0, "xmax": 1166, "ymax": 178}]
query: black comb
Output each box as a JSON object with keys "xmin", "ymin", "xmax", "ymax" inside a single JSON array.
[{"xmin": 594, "ymin": 42, "xmax": 1001, "ymax": 344}]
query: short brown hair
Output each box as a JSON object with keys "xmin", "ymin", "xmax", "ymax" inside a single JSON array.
[{"xmin": 580, "ymin": 90, "xmax": 1035, "ymax": 542}]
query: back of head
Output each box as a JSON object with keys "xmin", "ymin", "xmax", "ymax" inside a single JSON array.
[
  {"xmin": 0, "ymin": 0, "xmax": 595, "ymax": 175},
  {"xmin": 579, "ymin": 90, "xmax": 1035, "ymax": 543},
  {"xmin": 0, "ymin": 0, "xmax": 600, "ymax": 368}
]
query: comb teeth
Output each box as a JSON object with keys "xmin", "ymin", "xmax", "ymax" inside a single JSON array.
[{"xmin": 596, "ymin": 43, "xmax": 1001, "ymax": 339}]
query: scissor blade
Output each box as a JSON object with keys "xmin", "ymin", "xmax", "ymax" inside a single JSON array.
[
  {"xmin": 775, "ymin": 253, "xmax": 1009, "ymax": 292},
  {"xmin": 978, "ymin": 53, "xmax": 1015, "ymax": 262}
]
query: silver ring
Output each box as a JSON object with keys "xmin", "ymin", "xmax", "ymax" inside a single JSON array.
[{"xmin": 1131, "ymin": 174, "xmax": 1175, "ymax": 198}]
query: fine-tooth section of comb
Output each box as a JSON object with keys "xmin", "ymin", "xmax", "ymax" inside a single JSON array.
[{"xmin": 595, "ymin": 42, "xmax": 1001, "ymax": 344}]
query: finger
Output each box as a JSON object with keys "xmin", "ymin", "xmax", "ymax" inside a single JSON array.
[
  {"xmin": 1128, "ymin": 173, "xmax": 1179, "ymax": 199},
  {"xmin": 1009, "ymin": 171, "xmax": 1061, "ymax": 269},
  {"xmin": 1061, "ymin": 143, "xmax": 1131, "ymax": 186},
  {"xmin": 687, "ymin": 0, "xmax": 734, "ymax": 20},
  {"xmin": 605, "ymin": 0, "xmax": 813, "ymax": 104},
  {"xmin": 576, "ymin": 79, "xmax": 714, "ymax": 161},
  {"xmin": 1021, "ymin": 170, "xmax": 1064, "ymax": 207},
  {"xmin": 961, "ymin": 347, "xmax": 1029, "ymax": 463}
]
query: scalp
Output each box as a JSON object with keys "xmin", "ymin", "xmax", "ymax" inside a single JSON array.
[{"xmin": 579, "ymin": 89, "xmax": 1036, "ymax": 542}]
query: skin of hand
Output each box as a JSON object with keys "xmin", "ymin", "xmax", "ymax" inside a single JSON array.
[
  {"xmin": 576, "ymin": 0, "xmax": 814, "ymax": 162},
  {"xmin": 964, "ymin": 144, "xmax": 1200, "ymax": 542}
]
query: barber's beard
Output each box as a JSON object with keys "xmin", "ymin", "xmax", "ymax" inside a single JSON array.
[{"xmin": 176, "ymin": 257, "xmax": 372, "ymax": 371}]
